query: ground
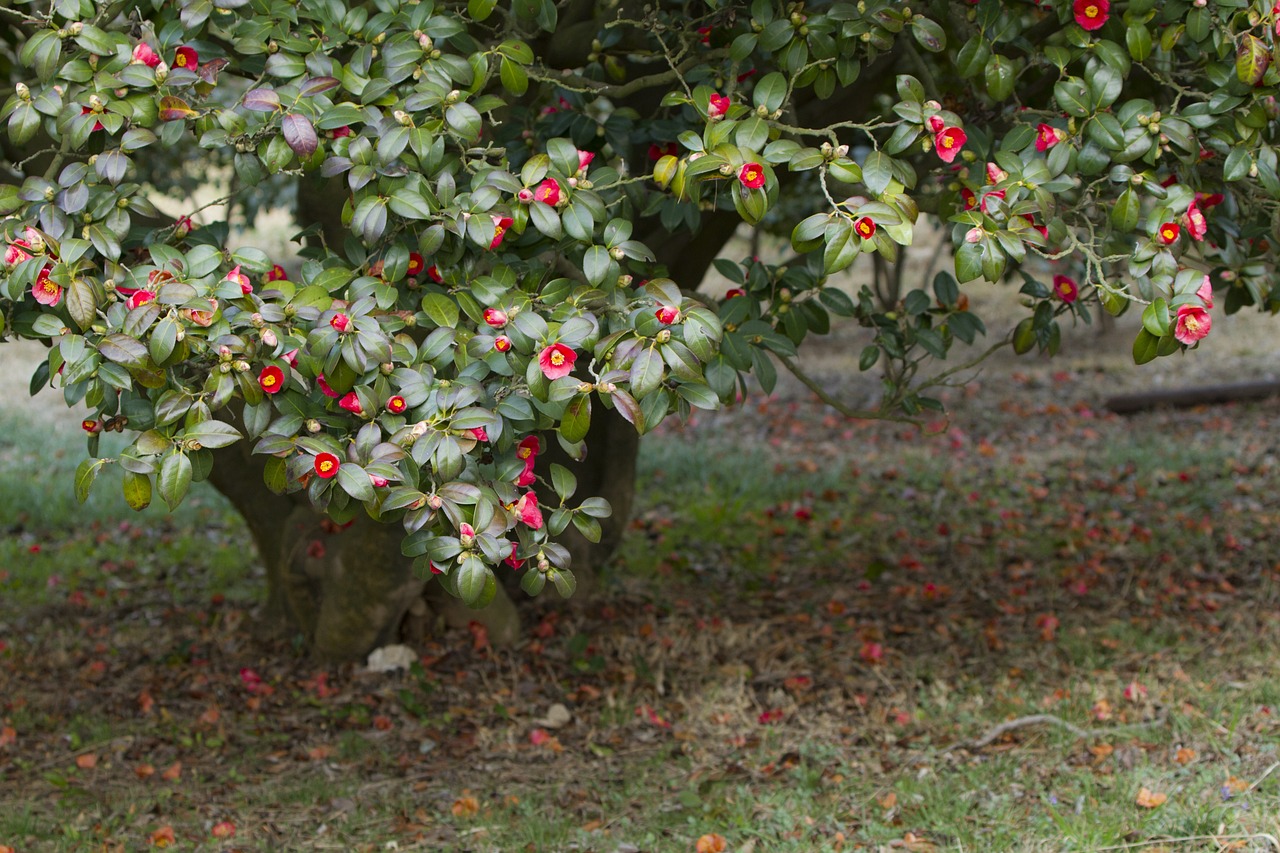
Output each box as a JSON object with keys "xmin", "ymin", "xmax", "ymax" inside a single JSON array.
[{"xmin": 3, "ymin": 276, "xmax": 1280, "ymax": 851}]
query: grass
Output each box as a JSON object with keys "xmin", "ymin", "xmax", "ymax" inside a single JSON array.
[{"xmin": 5, "ymin": 348, "xmax": 1280, "ymax": 850}]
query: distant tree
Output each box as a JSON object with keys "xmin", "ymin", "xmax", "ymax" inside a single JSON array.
[{"xmin": 2, "ymin": 0, "xmax": 1275, "ymax": 658}]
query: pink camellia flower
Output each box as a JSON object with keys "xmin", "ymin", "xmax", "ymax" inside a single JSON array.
[
  {"xmin": 1035, "ymin": 123, "xmax": 1066, "ymax": 152},
  {"xmin": 1174, "ymin": 303, "xmax": 1211, "ymax": 345},
  {"xmin": 338, "ymin": 391, "xmax": 363, "ymax": 415},
  {"xmin": 32, "ymin": 267, "xmax": 62, "ymax": 306},
  {"xmin": 469, "ymin": 427, "xmax": 490, "ymax": 442},
  {"xmin": 493, "ymin": 335, "xmax": 513, "ymax": 353},
  {"xmin": 854, "ymin": 217, "xmax": 876, "ymax": 239},
  {"xmin": 386, "ymin": 395, "xmax": 407, "ymax": 414},
  {"xmin": 407, "ymin": 252, "xmax": 425, "ymax": 277},
  {"xmin": 576, "ymin": 149, "xmax": 594, "ymax": 174},
  {"xmin": 4, "ymin": 240, "xmax": 31, "ymax": 267},
  {"xmin": 83, "ymin": 418, "xmax": 102, "ymax": 434},
  {"xmin": 225, "ymin": 265, "xmax": 251, "ymax": 294},
  {"xmin": 934, "ymin": 126, "xmax": 967, "ymax": 163},
  {"xmin": 655, "ymin": 305, "xmax": 680, "ymax": 325},
  {"xmin": 173, "ymin": 46, "xmax": 199, "ymax": 70},
  {"xmin": 538, "ymin": 343, "xmax": 577, "ymax": 379},
  {"xmin": 282, "ymin": 349, "xmax": 299, "ymax": 368},
  {"xmin": 316, "ymin": 374, "xmax": 341, "ymax": 398},
  {"xmin": 1185, "ymin": 202, "xmax": 1207, "ymax": 241},
  {"xmin": 986, "ymin": 162, "xmax": 1008, "ymax": 184},
  {"xmin": 314, "ymin": 452, "xmax": 340, "ymax": 479},
  {"xmin": 173, "ymin": 216, "xmax": 194, "ymax": 239},
  {"xmin": 127, "ymin": 289, "xmax": 156, "ymax": 310},
  {"xmin": 459, "ymin": 522, "xmax": 476, "ymax": 546},
  {"xmin": 1122, "ymin": 680, "xmax": 1147, "ymax": 702},
  {"xmin": 332, "ymin": 125, "xmax": 352, "ymax": 138},
  {"xmin": 927, "ymin": 115, "xmax": 945, "ymax": 133},
  {"xmin": 534, "ymin": 178, "xmax": 561, "ymax": 205},
  {"xmin": 517, "ymin": 188, "xmax": 534, "ymax": 204},
  {"xmin": 369, "ymin": 473, "xmax": 389, "ymax": 488},
  {"xmin": 1053, "ymin": 274, "xmax": 1079, "ymax": 303},
  {"xmin": 266, "ymin": 264, "xmax": 288, "ymax": 282},
  {"xmin": 181, "ymin": 298, "xmax": 218, "ymax": 327},
  {"xmin": 1073, "ymin": 0, "xmax": 1109, "ymax": 30},
  {"xmin": 490, "ymin": 216, "xmax": 514, "ymax": 250},
  {"xmin": 514, "ymin": 491, "xmax": 543, "ymax": 529},
  {"xmin": 516, "ymin": 436, "xmax": 540, "ymax": 487},
  {"xmin": 330, "ymin": 312, "xmax": 350, "ymax": 332},
  {"xmin": 738, "ymin": 162, "xmax": 766, "ymax": 189},
  {"xmin": 964, "ymin": 227, "xmax": 984, "ymax": 244},
  {"xmin": 1157, "ymin": 222, "xmax": 1180, "ymax": 245},
  {"xmin": 707, "ymin": 93, "xmax": 730, "ymax": 118},
  {"xmin": 258, "ymin": 365, "xmax": 285, "ymax": 395},
  {"xmin": 131, "ymin": 43, "xmax": 161, "ymax": 67},
  {"xmin": 1196, "ymin": 275, "xmax": 1214, "ymax": 309},
  {"xmin": 483, "ymin": 307, "xmax": 509, "ymax": 328}
]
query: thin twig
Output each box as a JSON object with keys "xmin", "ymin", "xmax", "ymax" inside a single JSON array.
[
  {"xmin": 947, "ymin": 713, "xmax": 1167, "ymax": 753},
  {"xmin": 1091, "ymin": 833, "xmax": 1280, "ymax": 852},
  {"xmin": 775, "ymin": 353, "xmax": 922, "ymax": 426},
  {"xmin": 1246, "ymin": 760, "xmax": 1280, "ymax": 793}
]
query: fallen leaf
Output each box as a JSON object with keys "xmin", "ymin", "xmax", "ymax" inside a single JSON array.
[
  {"xmin": 134, "ymin": 763, "xmax": 155, "ymax": 779},
  {"xmin": 877, "ymin": 791, "xmax": 897, "ymax": 809},
  {"xmin": 210, "ymin": 821, "xmax": 235, "ymax": 839},
  {"xmin": 1175, "ymin": 747, "xmax": 1196, "ymax": 765},
  {"xmin": 0, "ymin": 727, "xmax": 16, "ymax": 748},
  {"xmin": 1136, "ymin": 787, "xmax": 1167, "ymax": 808},
  {"xmin": 695, "ymin": 833, "xmax": 727, "ymax": 853},
  {"xmin": 451, "ymin": 794, "xmax": 479, "ymax": 818},
  {"xmin": 161, "ymin": 761, "xmax": 182, "ymax": 782},
  {"xmin": 75, "ymin": 753, "xmax": 98, "ymax": 770},
  {"xmin": 149, "ymin": 825, "xmax": 176, "ymax": 847}
]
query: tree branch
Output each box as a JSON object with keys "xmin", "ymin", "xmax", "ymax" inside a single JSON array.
[{"xmin": 775, "ymin": 353, "xmax": 922, "ymax": 426}]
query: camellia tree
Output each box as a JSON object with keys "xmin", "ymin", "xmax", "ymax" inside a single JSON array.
[{"xmin": 3, "ymin": 0, "xmax": 1279, "ymax": 659}]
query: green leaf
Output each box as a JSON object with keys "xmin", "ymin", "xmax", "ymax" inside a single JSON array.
[
  {"xmin": 629, "ymin": 346, "xmax": 663, "ymax": 398},
  {"xmin": 1132, "ymin": 327, "xmax": 1160, "ymax": 364},
  {"xmin": 184, "ymin": 420, "xmax": 243, "ymax": 449},
  {"xmin": 861, "ymin": 151, "xmax": 893, "ymax": 196},
  {"xmin": 499, "ymin": 57, "xmax": 528, "ymax": 95},
  {"xmin": 98, "ymin": 333, "xmax": 149, "ymax": 369},
  {"xmin": 550, "ymin": 568, "xmax": 577, "ymax": 598},
  {"xmin": 74, "ymin": 457, "xmax": 107, "ymax": 503},
  {"xmin": 753, "ymin": 72, "xmax": 787, "ymax": 113},
  {"xmin": 984, "ymin": 54, "xmax": 1015, "ymax": 101},
  {"xmin": 560, "ymin": 393, "xmax": 591, "ymax": 443},
  {"xmin": 1223, "ymin": 147, "xmax": 1251, "ymax": 182},
  {"xmin": 157, "ymin": 451, "xmax": 192, "ymax": 511},
  {"xmin": 456, "ymin": 556, "xmax": 490, "ymax": 605},
  {"xmin": 550, "ymin": 463, "xmax": 577, "ymax": 500},
  {"xmin": 122, "ymin": 471, "xmax": 152, "ymax": 511},
  {"xmin": 421, "ymin": 293, "xmax": 460, "ymax": 328},
  {"xmin": 1111, "ymin": 188, "xmax": 1139, "ymax": 232},
  {"xmin": 1141, "ymin": 298, "xmax": 1170, "ymax": 337},
  {"xmin": 337, "ymin": 462, "xmax": 376, "ymax": 502}
]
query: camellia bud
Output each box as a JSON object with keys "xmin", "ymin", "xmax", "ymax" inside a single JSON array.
[
  {"xmin": 250, "ymin": 312, "xmax": 265, "ymax": 327},
  {"xmin": 618, "ymin": 274, "xmax": 633, "ymax": 287},
  {"xmin": 306, "ymin": 419, "xmax": 322, "ymax": 433},
  {"xmin": 155, "ymin": 62, "xmax": 169, "ymax": 83},
  {"xmin": 393, "ymin": 110, "xmax": 413, "ymax": 127},
  {"xmin": 609, "ymin": 246, "xmax": 625, "ymax": 261},
  {"xmin": 444, "ymin": 89, "xmax": 460, "ymax": 105},
  {"xmin": 261, "ymin": 328, "xmax": 278, "ymax": 347},
  {"xmin": 15, "ymin": 82, "xmax": 30, "ymax": 101},
  {"xmin": 67, "ymin": 21, "xmax": 83, "ymax": 35},
  {"xmin": 577, "ymin": 382, "xmax": 594, "ymax": 394},
  {"xmin": 965, "ymin": 227, "xmax": 984, "ymax": 243},
  {"xmin": 655, "ymin": 329, "xmax": 671, "ymax": 343},
  {"xmin": 418, "ymin": 33, "xmax": 433, "ymax": 51},
  {"xmin": 233, "ymin": 360, "xmax": 250, "ymax": 372},
  {"xmin": 219, "ymin": 345, "xmax": 233, "ymax": 360}
]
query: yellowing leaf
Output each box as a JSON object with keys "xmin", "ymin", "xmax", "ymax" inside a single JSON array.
[{"xmin": 1136, "ymin": 787, "xmax": 1167, "ymax": 808}]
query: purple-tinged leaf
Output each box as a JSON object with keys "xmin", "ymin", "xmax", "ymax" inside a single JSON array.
[{"xmin": 282, "ymin": 113, "xmax": 318, "ymax": 157}]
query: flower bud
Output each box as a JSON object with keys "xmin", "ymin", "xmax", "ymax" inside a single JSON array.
[
  {"xmin": 68, "ymin": 22, "xmax": 83, "ymax": 35},
  {"xmin": 306, "ymin": 419, "xmax": 322, "ymax": 433},
  {"xmin": 261, "ymin": 328, "xmax": 278, "ymax": 347},
  {"xmin": 233, "ymin": 360, "xmax": 250, "ymax": 372},
  {"xmin": 16, "ymin": 82, "xmax": 30, "ymax": 101},
  {"xmin": 655, "ymin": 329, "xmax": 671, "ymax": 343}
]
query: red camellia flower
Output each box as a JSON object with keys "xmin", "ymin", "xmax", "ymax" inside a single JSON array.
[
  {"xmin": 516, "ymin": 435, "xmax": 540, "ymax": 486},
  {"xmin": 332, "ymin": 125, "xmax": 352, "ymax": 138},
  {"xmin": 933, "ymin": 126, "xmax": 967, "ymax": 163},
  {"xmin": 173, "ymin": 46, "xmax": 198, "ymax": 69},
  {"xmin": 82, "ymin": 418, "xmax": 102, "ymax": 434},
  {"xmin": 1157, "ymin": 222, "xmax": 1180, "ymax": 245},
  {"xmin": 173, "ymin": 216, "xmax": 194, "ymax": 239},
  {"xmin": 314, "ymin": 452, "xmax": 341, "ymax": 479},
  {"xmin": 258, "ymin": 365, "xmax": 285, "ymax": 395},
  {"xmin": 316, "ymin": 374, "xmax": 341, "ymax": 398},
  {"xmin": 1053, "ymin": 274, "xmax": 1079, "ymax": 303},
  {"xmin": 1073, "ymin": 0, "xmax": 1109, "ymax": 30},
  {"xmin": 407, "ymin": 252, "xmax": 424, "ymax": 277},
  {"xmin": 282, "ymin": 348, "xmax": 298, "ymax": 368},
  {"xmin": 80, "ymin": 106, "xmax": 104, "ymax": 132},
  {"xmin": 854, "ymin": 217, "xmax": 876, "ymax": 239},
  {"xmin": 266, "ymin": 264, "xmax": 288, "ymax": 282},
  {"xmin": 647, "ymin": 142, "xmax": 679, "ymax": 161},
  {"xmin": 738, "ymin": 162, "xmax": 766, "ymax": 189},
  {"xmin": 494, "ymin": 335, "xmax": 513, "ymax": 353},
  {"xmin": 655, "ymin": 305, "xmax": 680, "ymax": 324},
  {"xmin": 32, "ymin": 267, "xmax": 62, "ymax": 306},
  {"xmin": 225, "ymin": 265, "xmax": 252, "ymax": 294},
  {"xmin": 927, "ymin": 115, "xmax": 945, "ymax": 133},
  {"xmin": 538, "ymin": 343, "xmax": 577, "ymax": 379},
  {"xmin": 724, "ymin": 288, "xmax": 745, "ymax": 299},
  {"xmin": 1185, "ymin": 202, "xmax": 1207, "ymax": 241},
  {"xmin": 576, "ymin": 149, "xmax": 595, "ymax": 174},
  {"xmin": 427, "ymin": 264, "xmax": 443, "ymax": 283},
  {"xmin": 127, "ymin": 289, "xmax": 156, "ymax": 310},
  {"xmin": 708, "ymin": 93, "xmax": 730, "ymax": 118},
  {"xmin": 1035, "ymin": 123, "xmax": 1066, "ymax": 152},
  {"xmin": 131, "ymin": 43, "xmax": 161, "ymax": 67},
  {"xmin": 986, "ymin": 162, "xmax": 1008, "ymax": 184},
  {"xmin": 490, "ymin": 215, "xmax": 514, "ymax": 250},
  {"xmin": 534, "ymin": 178, "xmax": 561, "ymax": 205},
  {"xmin": 338, "ymin": 391, "xmax": 363, "ymax": 415},
  {"xmin": 514, "ymin": 491, "xmax": 543, "ymax": 529},
  {"xmin": 386, "ymin": 395, "xmax": 407, "ymax": 413},
  {"xmin": 483, "ymin": 307, "xmax": 509, "ymax": 327},
  {"xmin": 981, "ymin": 189, "xmax": 1006, "ymax": 214},
  {"xmin": 1174, "ymin": 304, "xmax": 1211, "ymax": 345},
  {"xmin": 505, "ymin": 541, "xmax": 525, "ymax": 570},
  {"xmin": 468, "ymin": 427, "xmax": 489, "ymax": 443},
  {"xmin": 960, "ymin": 187, "xmax": 977, "ymax": 210},
  {"xmin": 330, "ymin": 312, "xmax": 350, "ymax": 332}
]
